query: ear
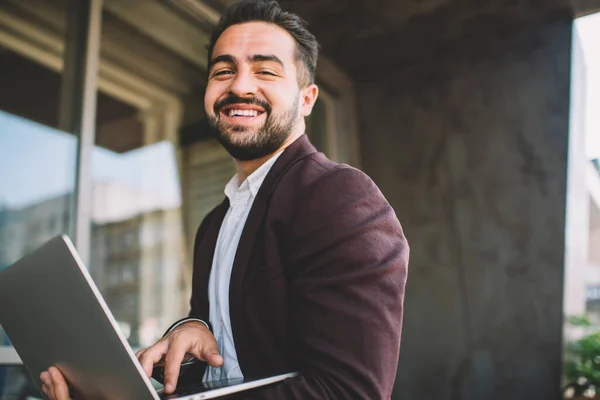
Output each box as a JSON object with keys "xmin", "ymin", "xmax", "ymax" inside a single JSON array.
[{"xmin": 299, "ymin": 84, "xmax": 319, "ymax": 117}]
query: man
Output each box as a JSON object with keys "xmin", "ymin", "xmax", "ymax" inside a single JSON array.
[{"xmin": 40, "ymin": 0, "xmax": 409, "ymax": 398}]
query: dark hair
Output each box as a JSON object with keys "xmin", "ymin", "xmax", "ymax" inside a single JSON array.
[{"xmin": 207, "ymin": 0, "xmax": 319, "ymax": 87}]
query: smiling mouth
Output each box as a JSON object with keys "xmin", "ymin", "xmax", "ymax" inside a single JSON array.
[{"xmin": 219, "ymin": 105, "xmax": 266, "ymax": 119}]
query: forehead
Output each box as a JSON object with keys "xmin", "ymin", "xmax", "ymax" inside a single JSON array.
[{"xmin": 212, "ymin": 22, "xmax": 297, "ymax": 63}]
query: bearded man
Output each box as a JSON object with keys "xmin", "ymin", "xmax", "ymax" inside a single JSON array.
[{"xmin": 41, "ymin": 1, "xmax": 409, "ymax": 399}]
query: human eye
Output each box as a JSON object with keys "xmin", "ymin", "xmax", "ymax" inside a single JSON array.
[
  {"xmin": 212, "ymin": 69, "xmax": 234, "ymax": 78},
  {"xmin": 256, "ymin": 69, "xmax": 280, "ymax": 78}
]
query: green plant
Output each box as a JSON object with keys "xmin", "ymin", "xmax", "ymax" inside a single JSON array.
[
  {"xmin": 564, "ymin": 316, "xmax": 600, "ymax": 398},
  {"xmin": 569, "ymin": 316, "xmax": 594, "ymax": 328}
]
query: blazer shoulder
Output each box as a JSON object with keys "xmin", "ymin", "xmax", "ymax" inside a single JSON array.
[
  {"xmin": 283, "ymin": 151, "xmax": 375, "ymax": 190},
  {"xmin": 271, "ymin": 152, "xmax": 389, "ymax": 222}
]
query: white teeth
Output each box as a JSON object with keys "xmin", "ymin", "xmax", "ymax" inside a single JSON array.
[{"xmin": 228, "ymin": 109, "xmax": 259, "ymax": 117}]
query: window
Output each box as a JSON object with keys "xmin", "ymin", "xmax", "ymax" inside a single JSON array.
[
  {"xmin": 87, "ymin": 0, "xmax": 216, "ymax": 348},
  {"xmin": 0, "ymin": 0, "xmax": 75, "ymax": 396}
]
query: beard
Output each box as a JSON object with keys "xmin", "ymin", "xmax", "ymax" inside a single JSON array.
[{"xmin": 208, "ymin": 94, "xmax": 300, "ymax": 161}]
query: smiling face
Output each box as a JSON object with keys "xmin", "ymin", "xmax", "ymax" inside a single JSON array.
[{"xmin": 205, "ymin": 22, "xmax": 318, "ymax": 161}]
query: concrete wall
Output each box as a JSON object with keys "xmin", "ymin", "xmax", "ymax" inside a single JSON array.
[{"xmin": 355, "ymin": 13, "xmax": 574, "ymax": 400}]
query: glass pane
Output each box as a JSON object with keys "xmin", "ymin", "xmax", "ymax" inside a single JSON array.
[
  {"xmin": 0, "ymin": 0, "xmax": 74, "ymax": 393},
  {"xmin": 88, "ymin": 137, "xmax": 188, "ymax": 347},
  {"xmin": 89, "ymin": 0, "xmax": 234, "ymax": 348},
  {"xmin": 0, "ymin": 366, "xmax": 42, "ymax": 399},
  {"xmin": 0, "ymin": 111, "xmax": 77, "ymax": 353},
  {"xmin": 0, "ymin": 112, "xmax": 76, "ymax": 268}
]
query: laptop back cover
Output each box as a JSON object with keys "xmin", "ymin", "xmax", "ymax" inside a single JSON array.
[{"xmin": 0, "ymin": 235, "xmax": 158, "ymax": 399}]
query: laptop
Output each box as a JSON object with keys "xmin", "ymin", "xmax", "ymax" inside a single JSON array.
[{"xmin": 0, "ymin": 235, "xmax": 296, "ymax": 399}]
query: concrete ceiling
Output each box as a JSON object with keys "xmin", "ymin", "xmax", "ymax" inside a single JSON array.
[
  {"xmin": 282, "ymin": 0, "xmax": 575, "ymax": 78},
  {"xmin": 575, "ymin": 0, "xmax": 600, "ymax": 16},
  {"xmin": 215, "ymin": 0, "xmax": 591, "ymax": 80}
]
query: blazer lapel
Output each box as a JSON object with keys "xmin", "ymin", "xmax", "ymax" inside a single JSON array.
[{"xmin": 228, "ymin": 134, "xmax": 317, "ymax": 373}]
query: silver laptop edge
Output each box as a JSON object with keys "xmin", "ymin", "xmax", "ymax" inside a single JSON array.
[
  {"xmin": 175, "ymin": 372, "xmax": 298, "ymax": 400},
  {"xmin": 60, "ymin": 235, "xmax": 160, "ymax": 399}
]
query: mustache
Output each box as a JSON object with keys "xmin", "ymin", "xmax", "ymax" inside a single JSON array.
[{"xmin": 214, "ymin": 95, "xmax": 272, "ymax": 115}]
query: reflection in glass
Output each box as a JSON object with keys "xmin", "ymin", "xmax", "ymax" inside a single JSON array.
[
  {"xmin": 0, "ymin": 112, "xmax": 77, "ymax": 267},
  {"xmin": 0, "ymin": 2, "xmax": 73, "ymax": 392},
  {"xmin": 89, "ymin": 138, "xmax": 189, "ymax": 348},
  {"xmin": 0, "ymin": 365, "xmax": 42, "ymax": 399},
  {"xmin": 0, "ymin": 110, "xmax": 78, "ymax": 345}
]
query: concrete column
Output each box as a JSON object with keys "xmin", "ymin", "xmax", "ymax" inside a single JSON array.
[{"xmin": 355, "ymin": 13, "xmax": 574, "ymax": 400}]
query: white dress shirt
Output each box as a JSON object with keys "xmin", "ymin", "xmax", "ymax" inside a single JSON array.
[{"xmin": 203, "ymin": 151, "xmax": 283, "ymax": 382}]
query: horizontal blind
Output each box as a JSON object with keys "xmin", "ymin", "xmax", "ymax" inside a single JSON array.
[{"xmin": 182, "ymin": 139, "xmax": 235, "ymax": 253}]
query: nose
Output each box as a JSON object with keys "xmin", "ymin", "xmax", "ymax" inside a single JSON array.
[{"xmin": 228, "ymin": 69, "xmax": 258, "ymax": 97}]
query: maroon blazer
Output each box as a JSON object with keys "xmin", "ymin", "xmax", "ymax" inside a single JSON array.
[{"xmin": 188, "ymin": 135, "xmax": 409, "ymax": 399}]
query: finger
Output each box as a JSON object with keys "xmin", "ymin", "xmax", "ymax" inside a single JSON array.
[
  {"xmin": 181, "ymin": 332, "xmax": 222, "ymax": 367},
  {"xmin": 138, "ymin": 340, "xmax": 169, "ymax": 378},
  {"xmin": 45, "ymin": 374, "xmax": 56, "ymax": 400},
  {"xmin": 40, "ymin": 371, "xmax": 50, "ymax": 385},
  {"xmin": 163, "ymin": 341, "xmax": 189, "ymax": 394},
  {"xmin": 41, "ymin": 371, "xmax": 55, "ymax": 399},
  {"xmin": 48, "ymin": 367, "xmax": 70, "ymax": 400},
  {"xmin": 200, "ymin": 338, "xmax": 223, "ymax": 367},
  {"xmin": 135, "ymin": 348, "xmax": 146, "ymax": 360}
]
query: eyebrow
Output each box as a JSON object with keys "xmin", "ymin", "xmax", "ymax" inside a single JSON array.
[
  {"xmin": 248, "ymin": 54, "xmax": 284, "ymax": 68},
  {"xmin": 208, "ymin": 54, "xmax": 285, "ymax": 71},
  {"xmin": 208, "ymin": 54, "xmax": 236, "ymax": 71}
]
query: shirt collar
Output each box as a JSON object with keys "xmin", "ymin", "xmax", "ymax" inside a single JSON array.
[{"xmin": 224, "ymin": 151, "xmax": 283, "ymax": 202}]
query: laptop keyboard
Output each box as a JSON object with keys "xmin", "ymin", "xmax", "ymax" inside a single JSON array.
[{"xmin": 159, "ymin": 378, "xmax": 245, "ymax": 399}]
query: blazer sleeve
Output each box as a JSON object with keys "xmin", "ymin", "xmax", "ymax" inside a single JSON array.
[{"xmin": 244, "ymin": 166, "xmax": 409, "ymax": 400}]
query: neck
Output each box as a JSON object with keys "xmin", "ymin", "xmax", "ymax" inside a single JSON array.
[{"xmin": 234, "ymin": 126, "xmax": 304, "ymax": 183}]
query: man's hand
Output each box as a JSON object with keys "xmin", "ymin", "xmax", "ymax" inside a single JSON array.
[
  {"xmin": 38, "ymin": 321, "xmax": 222, "ymax": 398},
  {"xmin": 136, "ymin": 321, "xmax": 223, "ymax": 394},
  {"xmin": 40, "ymin": 366, "xmax": 70, "ymax": 400}
]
